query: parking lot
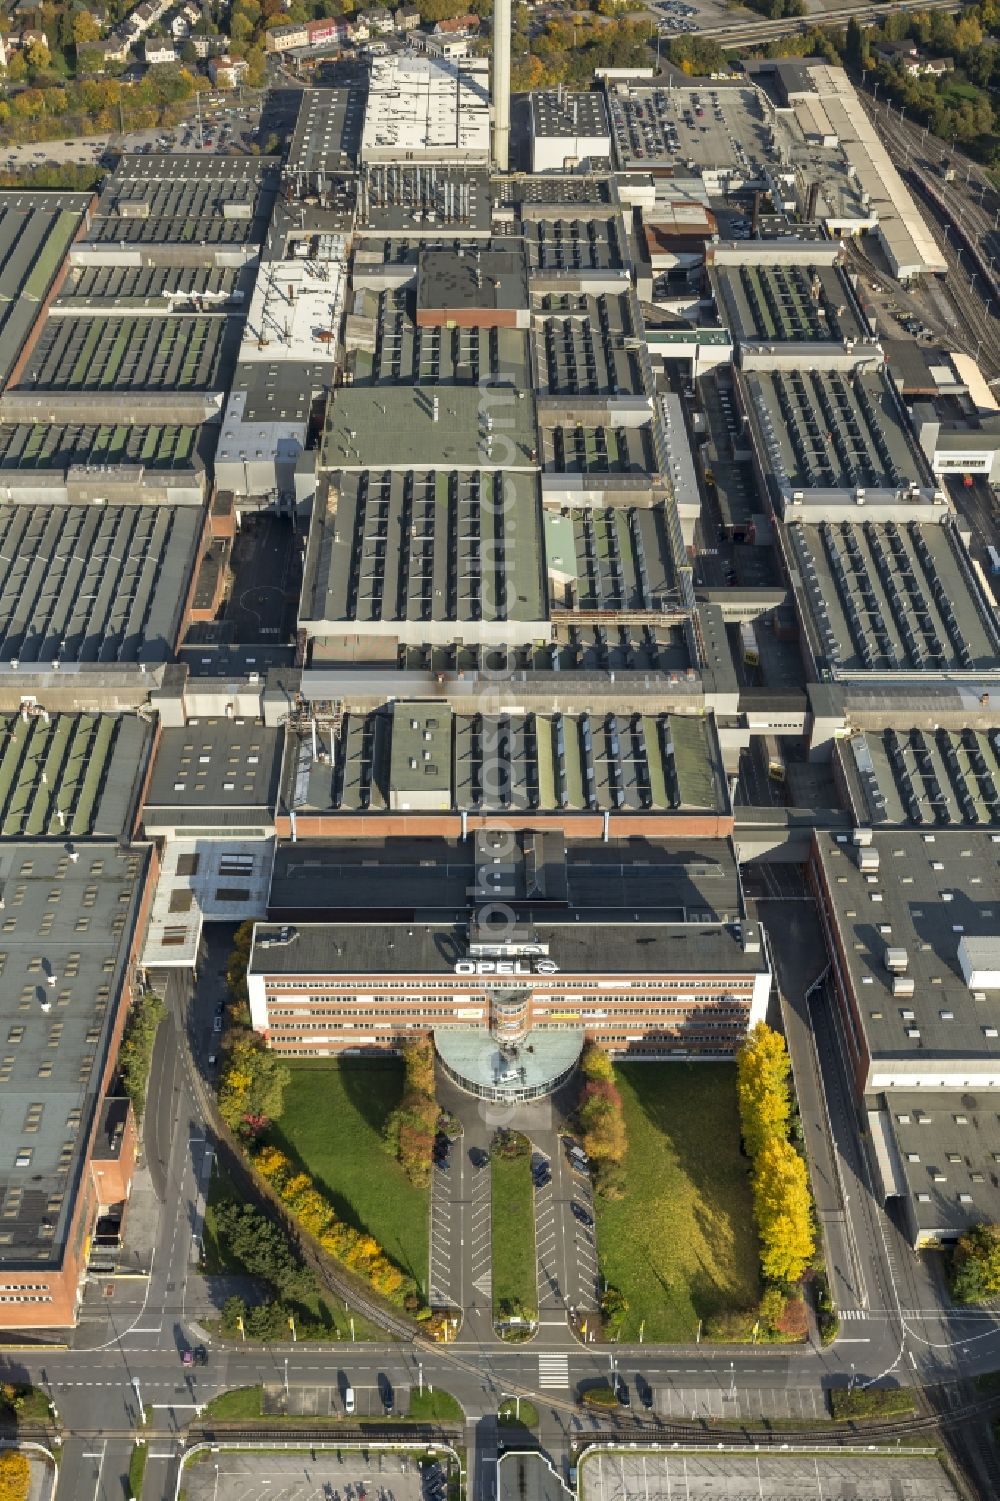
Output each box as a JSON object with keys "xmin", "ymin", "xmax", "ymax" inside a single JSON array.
[
  {"xmin": 534, "ymin": 1137, "xmax": 600, "ymax": 1321},
  {"xmin": 580, "ymin": 1450, "xmax": 961, "ymax": 1501},
  {"xmin": 183, "ymin": 1449, "xmax": 441, "ymax": 1501}
]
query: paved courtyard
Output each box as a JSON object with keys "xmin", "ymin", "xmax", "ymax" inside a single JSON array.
[
  {"xmin": 183, "ymin": 1449, "xmax": 434, "ymax": 1501},
  {"xmin": 580, "ymin": 1450, "xmax": 960, "ymax": 1501}
]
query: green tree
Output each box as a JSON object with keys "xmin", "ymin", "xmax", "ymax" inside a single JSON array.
[
  {"xmin": 218, "ymin": 1035, "xmax": 291, "ymax": 1132},
  {"xmin": 950, "ymin": 1222, "xmax": 1000, "ymax": 1301},
  {"xmin": 118, "ymin": 992, "xmax": 166, "ymax": 1121}
]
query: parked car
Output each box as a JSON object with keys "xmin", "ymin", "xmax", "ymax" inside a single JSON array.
[{"xmin": 571, "ymin": 1201, "xmax": 593, "ymax": 1228}]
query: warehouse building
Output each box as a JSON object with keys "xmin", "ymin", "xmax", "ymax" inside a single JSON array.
[
  {"xmin": 869, "ymin": 1090, "xmax": 1000, "ymax": 1247},
  {"xmin": 0, "ymin": 502, "xmax": 203, "ymax": 672},
  {"xmin": 784, "ymin": 517, "xmax": 1000, "ymax": 682},
  {"xmin": 360, "ymin": 54, "xmax": 491, "ymax": 166},
  {"xmin": 835, "ymin": 727, "xmax": 1000, "ymax": 830},
  {"xmin": 738, "ymin": 363, "xmax": 938, "ymax": 520},
  {"xmin": 248, "ymin": 832, "xmax": 770, "ymax": 1099},
  {"xmin": 0, "ymin": 191, "xmax": 93, "ymax": 396},
  {"xmin": 278, "ymin": 700, "xmax": 731, "ymax": 837},
  {"xmin": 0, "ymin": 420, "xmax": 208, "ymax": 507},
  {"xmin": 530, "ymin": 90, "xmax": 611, "ymax": 174},
  {"xmin": 0, "ymin": 710, "xmax": 150, "ymax": 840},
  {"xmin": 300, "ymin": 468, "xmax": 547, "ymax": 650},
  {"xmin": 811, "ymin": 829, "xmax": 1000, "ymax": 1095},
  {"xmin": 0, "ymin": 840, "xmax": 152, "ymax": 1325},
  {"xmin": 707, "ymin": 243, "xmax": 881, "ymax": 371},
  {"xmin": 140, "ymin": 715, "xmax": 281, "ymax": 969}
]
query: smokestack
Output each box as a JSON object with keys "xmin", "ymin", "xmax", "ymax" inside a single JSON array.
[{"xmin": 492, "ymin": 0, "xmax": 511, "ymax": 171}]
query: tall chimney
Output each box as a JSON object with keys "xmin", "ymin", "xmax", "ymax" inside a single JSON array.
[{"xmin": 492, "ymin": 0, "xmax": 511, "ymax": 171}]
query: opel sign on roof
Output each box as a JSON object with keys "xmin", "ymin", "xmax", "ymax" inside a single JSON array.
[{"xmin": 454, "ymin": 959, "xmax": 559, "ymax": 975}]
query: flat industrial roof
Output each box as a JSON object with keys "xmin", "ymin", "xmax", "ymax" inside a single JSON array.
[
  {"xmin": 814, "ymin": 829, "xmax": 1000, "ymax": 1067},
  {"xmin": 417, "ymin": 245, "xmax": 529, "ymax": 316},
  {"xmin": 267, "ymin": 831, "xmax": 739, "ymax": 917},
  {"xmin": 143, "ymin": 719, "xmax": 283, "ymax": 829},
  {"xmin": 15, "ymin": 313, "xmax": 236, "ymax": 395},
  {"xmin": 360, "ymin": 54, "xmax": 490, "ymax": 164},
  {"xmin": 0, "ymin": 421, "xmax": 203, "ymax": 475},
  {"xmin": 322, "ymin": 383, "xmax": 538, "ymax": 469},
  {"xmin": 0, "ymin": 712, "xmax": 147, "ymax": 839},
  {"xmin": 533, "ymin": 289, "xmax": 645, "ymax": 399},
  {"xmin": 282, "ymin": 704, "xmax": 726, "ymax": 816},
  {"xmin": 532, "ymin": 90, "xmax": 610, "ymax": 141},
  {"xmin": 0, "ymin": 502, "xmax": 201, "ymax": 665},
  {"xmin": 302, "ymin": 469, "xmax": 546, "ymax": 628},
  {"xmin": 347, "ymin": 284, "xmax": 530, "ymax": 388},
  {"xmin": 878, "ymin": 1091, "xmax": 1000, "ymax": 1237},
  {"xmin": 0, "ymin": 841, "xmax": 149, "ymax": 1265},
  {"xmin": 251, "ymin": 907, "xmax": 763, "ymax": 980},
  {"xmin": 711, "ymin": 259, "xmax": 869, "ymax": 346},
  {"xmin": 87, "ymin": 155, "xmax": 279, "ymax": 247},
  {"xmin": 286, "ymin": 87, "xmax": 365, "ymax": 177},
  {"xmin": 786, "ymin": 518, "xmax": 1000, "ymax": 677},
  {"xmin": 741, "ymin": 366, "xmax": 925, "ymax": 493},
  {"xmin": 0, "ymin": 192, "xmax": 90, "ymax": 392},
  {"xmin": 842, "ymin": 727, "xmax": 1000, "ymax": 828}
]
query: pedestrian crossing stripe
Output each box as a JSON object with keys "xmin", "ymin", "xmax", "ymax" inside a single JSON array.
[
  {"xmin": 538, "ymin": 1353, "xmax": 569, "ymax": 1389},
  {"xmin": 840, "ymin": 1309, "xmax": 866, "ymax": 1320}
]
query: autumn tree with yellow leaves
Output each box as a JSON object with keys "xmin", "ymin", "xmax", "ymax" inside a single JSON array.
[
  {"xmin": 736, "ymin": 1024, "xmax": 815, "ymax": 1288},
  {"xmin": 0, "ymin": 1451, "xmax": 29, "ymax": 1501}
]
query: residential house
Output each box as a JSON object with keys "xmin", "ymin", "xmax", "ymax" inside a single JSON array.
[
  {"xmin": 433, "ymin": 11, "xmax": 478, "ymax": 34},
  {"xmin": 360, "ymin": 6, "xmax": 394, "ymax": 33},
  {"xmin": 143, "ymin": 36, "xmax": 177, "ymax": 62},
  {"xmin": 209, "ymin": 51, "xmax": 247, "ymax": 84},
  {"xmin": 395, "ymin": 5, "xmax": 420, "ymax": 29},
  {"xmin": 264, "ymin": 19, "xmax": 308, "ymax": 49}
]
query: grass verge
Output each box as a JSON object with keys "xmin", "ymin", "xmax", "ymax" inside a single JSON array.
[
  {"xmin": 829, "ymin": 1387, "xmax": 916, "ymax": 1421},
  {"xmin": 491, "ymin": 1133, "xmax": 536, "ymax": 1330},
  {"xmin": 408, "ymin": 1388, "xmax": 464, "ymax": 1422},
  {"xmin": 498, "ymin": 1397, "xmax": 539, "ymax": 1427},
  {"xmin": 268, "ymin": 1059, "xmax": 429, "ymax": 1294},
  {"xmin": 593, "ymin": 1063, "xmax": 760, "ymax": 1342},
  {"xmin": 128, "ymin": 1440, "xmax": 148, "ymax": 1498},
  {"xmin": 200, "ymin": 1387, "xmax": 264, "ymax": 1422}
]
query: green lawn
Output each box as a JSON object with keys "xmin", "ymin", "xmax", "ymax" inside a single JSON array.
[
  {"xmin": 491, "ymin": 1135, "xmax": 537, "ymax": 1326},
  {"xmin": 268, "ymin": 1059, "xmax": 429, "ymax": 1295},
  {"xmin": 408, "ymin": 1388, "xmax": 464, "ymax": 1422},
  {"xmin": 594, "ymin": 1063, "xmax": 760, "ymax": 1342},
  {"xmin": 200, "ymin": 1387, "xmax": 264, "ymax": 1421}
]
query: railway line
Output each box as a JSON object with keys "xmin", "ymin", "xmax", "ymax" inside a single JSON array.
[{"xmin": 856, "ymin": 98, "xmax": 1000, "ymax": 377}]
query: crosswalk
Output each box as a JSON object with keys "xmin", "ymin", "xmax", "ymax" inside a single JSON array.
[
  {"xmin": 840, "ymin": 1308, "xmax": 867, "ymax": 1320},
  {"xmin": 538, "ymin": 1352, "xmax": 569, "ymax": 1389}
]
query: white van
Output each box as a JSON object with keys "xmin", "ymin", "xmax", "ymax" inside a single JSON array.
[{"xmin": 344, "ymin": 1384, "xmax": 355, "ymax": 1414}]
